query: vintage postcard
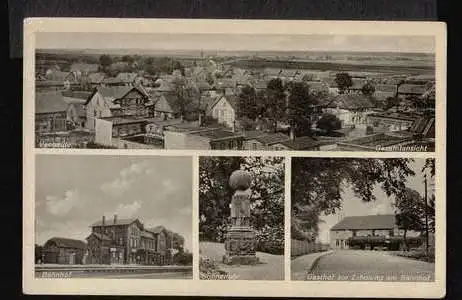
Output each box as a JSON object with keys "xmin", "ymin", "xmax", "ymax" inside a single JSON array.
[{"xmin": 23, "ymin": 18, "xmax": 446, "ymax": 298}]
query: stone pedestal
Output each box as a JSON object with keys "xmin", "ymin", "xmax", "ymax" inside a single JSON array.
[
  {"xmin": 223, "ymin": 226, "xmax": 259, "ymax": 265},
  {"xmin": 222, "ymin": 169, "xmax": 260, "ymax": 265}
]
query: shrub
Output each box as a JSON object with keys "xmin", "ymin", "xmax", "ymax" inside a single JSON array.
[
  {"xmin": 173, "ymin": 251, "xmax": 193, "ymax": 266},
  {"xmin": 199, "ymin": 256, "xmax": 228, "ymax": 279},
  {"xmin": 255, "ymin": 226, "xmax": 284, "ymax": 255}
]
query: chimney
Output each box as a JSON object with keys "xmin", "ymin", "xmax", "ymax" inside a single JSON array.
[
  {"xmin": 113, "ymin": 215, "xmax": 117, "ymax": 225},
  {"xmin": 102, "ymin": 216, "xmax": 106, "ymax": 226}
]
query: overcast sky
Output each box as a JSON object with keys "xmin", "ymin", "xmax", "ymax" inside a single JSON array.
[
  {"xmin": 35, "ymin": 155, "xmax": 193, "ymax": 251},
  {"xmin": 317, "ymin": 158, "xmax": 435, "ymax": 244},
  {"xmin": 36, "ymin": 33, "xmax": 435, "ymax": 53}
]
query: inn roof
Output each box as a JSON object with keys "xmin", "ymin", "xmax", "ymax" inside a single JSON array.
[{"xmin": 331, "ymin": 214, "xmax": 396, "ymax": 231}]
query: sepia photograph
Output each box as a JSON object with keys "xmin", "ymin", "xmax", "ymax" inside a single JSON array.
[
  {"xmin": 291, "ymin": 157, "xmax": 436, "ymax": 282},
  {"xmin": 34, "ymin": 155, "xmax": 193, "ymax": 279},
  {"xmin": 34, "ymin": 33, "xmax": 435, "ymax": 151},
  {"xmin": 198, "ymin": 156, "xmax": 285, "ymax": 280}
]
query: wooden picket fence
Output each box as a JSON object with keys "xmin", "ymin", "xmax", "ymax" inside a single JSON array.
[{"xmin": 291, "ymin": 239, "xmax": 329, "ymax": 257}]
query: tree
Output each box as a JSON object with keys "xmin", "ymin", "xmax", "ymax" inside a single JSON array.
[
  {"xmin": 99, "ymin": 54, "xmax": 112, "ymax": 71},
  {"xmin": 334, "ymin": 72, "xmax": 353, "ymax": 94},
  {"xmin": 316, "ymin": 113, "xmax": 342, "ymax": 133},
  {"xmin": 286, "ymin": 81, "xmax": 317, "ymax": 137},
  {"xmin": 422, "ymin": 158, "xmax": 435, "ymax": 178},
  {"xmin": 265, "ymin": 78, "xmax": 287, "ymax": 120},
  {"xmin": 173, "ymin": 61, "xmax": 185, "ymax": 76},
  {"xmin": 121, "ymin": 55, "xmax": 135, "ymax": 64},
  {"xmin": 395, "ymin": 188, "xmax": 426, "ymax": 250},
  {"xmin": 291, "ymin": 158, "xmax": 416, "ymax": 241},
  {"xmin": 385, "ymin": 96, "xmax": 401, "ymax": 110},
  {"xmin": 35, "ymin": 244, "xmax": 43, "ymax": 263},
  {"xmin": 361, "ymin": 82, "xmax": 376, "ymax": 96},
  {"xmin": 172, "ymin": 77, "xmax": 199, "ymax": 119},
  {"xmin": 199, "ymin": 156, "xmax": 284, "ymax": 246},
  {"xmin": 237, "ymin": 85, "xmax": 258, "ymax": 120},
  {"xmin": 172, "ymin": 232, "xmax": 186, "ymax": 252}
]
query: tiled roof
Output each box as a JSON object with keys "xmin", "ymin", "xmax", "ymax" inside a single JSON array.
[
  {"xmin": 102, "ymin": 77, "xmax": 121, "ymax": 84},
  {"xmin": 87, "ymin": 72, "xmax": 106, "ymax": 83},
  {"xmin": 91, "ymin": 218, "xmax": 138, "ymax": 226},
  {"xmin": 96, "ymin": 86, "xmax": 134, "ymax": 100},
  {"xmin": 61, "ymin": 90, "xmax": 92, "ymax": 101},
  {"xmin": 242, "ymin": 130, "xmax": 267, "ymax": 140},
  {"xmin": 327, "ymin": 94, "xmax": 376, "ymax": 110},
  {"xmin": 45, "ymin": 237, "xmax": 86, "ymax": 249},
  {"xmin": 306, "ymin": 81, "xmax": 329, "ymax": 92},
  {"xmin": 87, "ymin": 232, "xmax": 112, "ymax": 241},
  {"xmin": 148, "ymin": 226, "xmax": 167, "ymax": 234},
  {"xmin": 375, "ymin": 84, "xmax": 397, "ymax": 93},
  {"xmin": 35, "ymin": 92, "xmax": 68, "ymax": 114},
  {"xmin": 350, "ymin": 79, "xmax": 368, "ymax": 90},
  {"xmin": 116, "ymin": 72, "xmax": 138, "ymax": 83},
  {"xmin": 253, "ymin": 132, "xmax": 290, "ymax": 145},
  {"xmin": 36, "ymin": 80, "xmax": 64, "ymax": 87},
  {"xmin": 70, "ymin": 63, "xmax": 99, "ymax": 73},
  {"xmin": 99, "ymin": 116, "xmax": 147, "ymax": 125},
  {"xmin": 398, "ymin": 84, "xmax": 426, "ymax": 95},
  {"xmin": 331, "ymin": 214, "xmax": 396, "ymax": 231},
  {"xmin": 278, "ymin": 136, "xmax": 322, "ymax": 150},
  {"xmin": 45, "ymin": 71, "xmax": 70, "ymax": 82},
  {"xmin": 70, "ymin": 103, "xmax": 87, "ymax": 117},
  {"xmin": 154, "ymin": 94, "xmax": 179, "ymax": 114},
  {"xmin": 191, "ymin": 128, "xmax": 243, "ymax": 140}
]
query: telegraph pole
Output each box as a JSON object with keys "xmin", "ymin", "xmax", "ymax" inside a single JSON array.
[{"xmin": 424, "ymin": 173, "xmax": 429, "ymax": 258}]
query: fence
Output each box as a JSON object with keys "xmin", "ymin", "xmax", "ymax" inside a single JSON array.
[{"xmin": 291, "ymin": 239, "xmax": 329, "ymax": 257}]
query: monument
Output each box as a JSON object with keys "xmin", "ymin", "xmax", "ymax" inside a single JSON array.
[{"xmin": 223, "ymin": 169, "xmax": 260, "ymax": 265}]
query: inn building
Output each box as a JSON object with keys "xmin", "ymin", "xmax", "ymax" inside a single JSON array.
[{"xmin": 329, "ymin": 214, "xmax": 420, "ymax": 250}]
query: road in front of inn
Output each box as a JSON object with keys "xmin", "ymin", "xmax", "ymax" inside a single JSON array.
[{"xmin": 305, "ymin": 250, "xmax": 434, "ymax": 281}]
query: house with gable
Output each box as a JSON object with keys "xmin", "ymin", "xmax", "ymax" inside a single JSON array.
[
  {"xmin": 207, "ymin": 94, "xmax": 237, "ymax": 129},
  {"xmin": 84, "ymin": 86, "xmax": 152, "ymax": 131},
  {"xmin": 323, "ymin": 93, "xmax": 377, "ymax": 128}
]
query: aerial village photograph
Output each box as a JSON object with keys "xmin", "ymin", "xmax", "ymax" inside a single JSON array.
[
  {"xmin": 34, "ymin": 33, "xmax": 435, "ymax": 151},
  {"xmin": 198, "ymin": 156, "xmax": 285, "ymax": 280},
  {"xmin": 290, "ymin": 157, "xmax": 436, "ymax": 282},
  {"xmin": 34, "ymin": 155, "xmax": 193, "ymax": 279}
]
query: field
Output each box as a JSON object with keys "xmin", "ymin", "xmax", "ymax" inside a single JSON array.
[{"xmin": 225, "ymin": 58, "xmax": 435, "ymax": 75}]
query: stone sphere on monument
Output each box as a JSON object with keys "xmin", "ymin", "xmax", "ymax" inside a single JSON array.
[{"xmin": 229, "ymin": 169, "xmax": 252, "ymax": 191}]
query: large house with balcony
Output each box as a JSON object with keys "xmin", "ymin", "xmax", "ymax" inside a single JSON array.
[
  {"xmin": 84, "ymin": 86, "xmax": 152, "ymax": 131},
  {"xmin": 86, "ymin": 215, "xmax": 172, "ymax": 265}
]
